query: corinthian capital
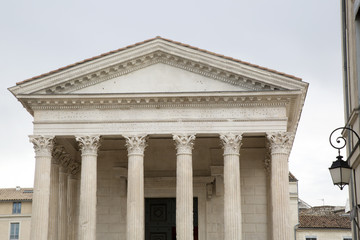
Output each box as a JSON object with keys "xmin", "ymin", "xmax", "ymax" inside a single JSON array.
[
  {"xmin": 173, "ymin": 134, "xmax": 196, "ymax": 155},
  {"xmin": 124, "ymin": 135, "xmax": 147, "ymax": 156},
  {"xmin": 220, "ymin": 133, "xmax": 243, "ymax": 155},
  {"xmin": 266, "ymin": 132, "xmax": 294, "ymax": 155},
  {"xmin": 29, "ymin": 135, "xmax": 55, "ymax": 156},
  {"xmin": 76, "ymin": 135, "xmax": 101, "ymax": 155}
]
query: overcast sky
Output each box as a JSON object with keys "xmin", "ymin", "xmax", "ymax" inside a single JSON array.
[{"xmin": 0, "ymin": 0, "xmax": 347, "ymax": 206}]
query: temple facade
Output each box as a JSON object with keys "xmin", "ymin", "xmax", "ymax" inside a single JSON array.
[{"xmin": 9, "ymin": 37, "xmax": 308, "ymax": 240}]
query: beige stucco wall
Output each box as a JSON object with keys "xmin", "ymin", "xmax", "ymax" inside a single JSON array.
[
  {"xmin": 289, "ymin": 181, "xmax": 299, "ymax": 239},
  {"xmin": 0, "ymin": 201, "xmax": 32, "ymax": 240},
  {"xmin": 296, "ymin": 229, "xmax": 351, "ymax": 240}
]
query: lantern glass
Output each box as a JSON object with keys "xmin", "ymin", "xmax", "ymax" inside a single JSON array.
[{"xmin": 329, "ymin": 156, "xmax": 352, "ymax": 190}]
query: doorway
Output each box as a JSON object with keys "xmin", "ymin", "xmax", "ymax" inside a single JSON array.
[{"xmin": 145, "ymin": 198, "xmax": 198, "ymax": 240}]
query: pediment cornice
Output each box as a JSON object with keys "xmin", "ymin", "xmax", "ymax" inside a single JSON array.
[
  {"xmin": 30, "ymin": 51, "xmax": 286, "ymax": 95},
  {"xmin": 18, "ymin": 90, "xmax": 302, "ymax": 115}
]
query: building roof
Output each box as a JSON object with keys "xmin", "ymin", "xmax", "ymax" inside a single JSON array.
[
  {"xmin": 289, "ymin": 172, "xmax": 298, "ymax": 182},
  {"xmin": 299, "ymin": 206, "xmax": 351, "ymax": 229},
  {"xmin": 0, "ymin": 187, "xmax": 33, "ymax": 201},
  {"xmin": 16, "ymin": 36, "xmax": 301, "ymax": 86}
]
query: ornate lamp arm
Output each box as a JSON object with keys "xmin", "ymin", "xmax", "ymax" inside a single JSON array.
[{"xmin": 329, "ymin": 127, "xmax": 360, "ymax": 155}]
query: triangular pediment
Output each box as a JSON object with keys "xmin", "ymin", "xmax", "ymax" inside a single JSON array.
[
  {"xmin": 71, "ymin": 62, "xmax": 262, "ymax": 94},
  {"xmin": 9, "ymin": 37, "xmax": 307, "ymax": 96}
]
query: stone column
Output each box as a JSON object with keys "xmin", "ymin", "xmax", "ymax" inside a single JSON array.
[
  {"xmin": 173, "ymin": 134, "xmax": 196, "ymax": 240},
  {"xmin": 58, "ymin": 163, "xmax": 69, "ymax": 240},
  {"xmin": 124, "ymin": 135, "xmax": 147, "ymax": 240},
  {"xmin": 266, "ymin": 132, "xmax": 294, "ymax": 240},
  {"xmin": 76, "ymin": 136, "xmax": 101, "ymax": 240},
  {"xmin": 67, "ymin": 172, "xmax": 80, "ymax": 240},
  {"xmin": 48, "ymin": 146, "xmax": 63, "ymax": 240},
  {"xmin": 29, "ymin": 135, "xmax": 55, "ymax": 240},
  {"xmin": 220, "ymin": 133, "xmax": 243, "ymax": 240}
]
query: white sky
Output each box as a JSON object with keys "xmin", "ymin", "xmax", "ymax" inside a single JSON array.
[{"xmin": 0, "ymin": 0, "xmax": 347, "ymax": 206}]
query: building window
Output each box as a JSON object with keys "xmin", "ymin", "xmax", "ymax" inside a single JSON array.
[
  {"xmin": 12, "ymin": 202, "xmax": 21, "ymax": 214},
  {"xmin": 9, "ymin": 223, "xmax": 19, "ymax": 240},
  {"xmin": 344, "ymin": 238, "xmax": 352, "ymax": 240},
  {"xmin": 305, "ymin": 237, "xmax": 317, "ymax": 240}
]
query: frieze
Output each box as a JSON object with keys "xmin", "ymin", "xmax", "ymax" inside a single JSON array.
[
  {"xmin": 33, "ymin": 120, "xmax": 287, "ymax": 136},
  {"xmin": 33, "ymin": 107, "xmax": 286, "ymax": 123}
]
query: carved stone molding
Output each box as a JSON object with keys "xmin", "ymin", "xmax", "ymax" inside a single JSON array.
[
  {"xmin": 51, "ymin": 144, "xmax": 80, "ymax": 174},
  {"xmin": 76, "ymin": 135, "xmax": 101, "ymax": 156},
  {"xmin": 39, "ymin": 51, "xmax": 283, "ymax": 95},
  {"xmin": 220, "ymin": 133, "xmax": 243, "ymax": 155},
  {"xmin": 264, "ymin": 142, "xmax": 271, "ymax": 173},
  {"xmin": 52, "ymin": 145, "xmax": 65, "ymax": 165},
  {"xmin": 59, "ymin": 153, "xmax": 71, "ymax": 168},
  {"xmin": 124, "ymin": 135, "xmax": 147, "ymax": 156},
  {"xmin": 173, "ymin": 134, "xmax": 196, "ymax": 155},
  {"xmin": 67, "ymin": 160, "xmax": 81, "ymax": 175},
  {"xmin": 266, "ymin": 132, "xmax": 294, "ymax": 155},
  {"xmin": 26, "ymin": 94, "xmax": 292, "ymax": 114},
  {"xmin": 29, "ymin": 135, "xmax": 55, "ymax": 156}
]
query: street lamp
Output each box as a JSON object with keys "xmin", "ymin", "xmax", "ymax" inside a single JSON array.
[
  {"xmin": 329, "ymin": 127, "xmax": 356, "ymax": 190},
  {"xmin": 329, "ymin": 127, "xmax": 360, "ymax": 235}
]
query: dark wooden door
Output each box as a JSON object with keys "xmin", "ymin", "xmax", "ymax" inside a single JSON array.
[
  {"xmin": 145, "ymin": 198, "xmax": 198, "ymax": 240},
  {"xmin": 145, "ymin": 198, "xmax": 175, "ymax": 240}
]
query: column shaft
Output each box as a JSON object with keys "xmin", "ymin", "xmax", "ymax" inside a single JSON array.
[
  {"xmin": 270, "ymin": 153, "xmax": 290, "ymax": 240},
  {"xmin": 49, "ymin": 161, "xmax": 59, "ymax": 240},
  {"xmin": 173, "ymin": 134, "xmax": 195, "ymax": 240},
  {"xmin": 267, "ymin": 132, "xmax": 294, "ymax": 240},
  {"xmin": 220, "ymin": 133, "xmax": 242, "ymax": 240},
  {"xmin": 67, "ymin": 175, "xmax": 79, "ymax": 240},
  {"xmin": 58, "ymin": 166, "xmax": 68, "ymax": 240},
  {"xmin": 125, "ymin": 135, "xmax": 147, "ymax": 240},
  {"xmin": 29, "ymin": 136, "xmax": 54, "ymax": 240},
  {"xmin": 76, "ymin": 136, "xmax": 101, "ymax": 240}
]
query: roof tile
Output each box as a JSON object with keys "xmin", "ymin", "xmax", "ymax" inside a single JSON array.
[
  {"xmin": 16, "ymin": 37, "xmax": 301, "ymax": 85},
  {"xmin": 0, "ymin": 188, "xmax": 33, "ymax": 201}
]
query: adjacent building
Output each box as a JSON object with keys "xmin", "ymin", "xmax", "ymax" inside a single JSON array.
[
  {"xmin": 8, "ymin": 37, "xmax": 308, "ymax": 240},
  {"xmin": 339, "ymin": 1, "xmax": 360, "ymax": 239},
  {"xmin": 0, "ymin": 187, "xmax": 32, "ymax": 240},
  {"xmin": 296, "ymin": 205, "xmax": 352, "ymax": 240}
]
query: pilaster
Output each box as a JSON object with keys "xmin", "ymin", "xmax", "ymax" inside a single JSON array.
[
  {"xmin": 173, "ymin": 134, "xmax": 196, "ymax": 240},
  {"xmin": 220, "ymin": 133, "xmax": 243, "ymax": 240}
]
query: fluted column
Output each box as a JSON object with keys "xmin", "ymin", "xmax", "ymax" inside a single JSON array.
[
  {"xmin": 173, "ymin": 134, "xmax": 195, "ymax": 240},
  {"xmin": 67, "ymin": 172, "xmax": 80, "ymax": 240},
  {"xmin": 266, "ymin": 132, "xmax": 294, "ymax": 240},
  {"xmin": 125, "ymin": 135, "xmax": 147, "ymax": 240},
  {"xmin": 29, "ymin": 135, "xmax": 55, "ymax": 240},
  {"xmin": 220, "ymin": 133, "xmax": 243, "ymax": 240},
  {"xmin": 58, "ymin": 164, "xmax": 69, "ymax": 240},
  {"xmin": 48, "ymin": 146, "xmax": 63, "ymax": 240},
  {"xmin": 76, "ymin": 136, "xmax": 101, "ymax": 240}
]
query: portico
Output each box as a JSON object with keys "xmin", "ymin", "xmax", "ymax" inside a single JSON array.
[{"xmin": 9, "ymin": 37, "xmax": 308, "ymax": 240}]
